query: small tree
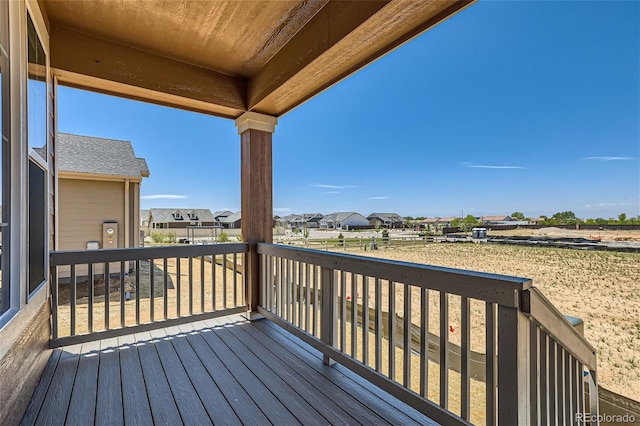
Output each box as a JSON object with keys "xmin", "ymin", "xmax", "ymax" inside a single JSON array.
[
  {"xmin": 460, "ymin": 215, "xmax": 479, "ymax": 232},
  {"xmin": 218, "ymin": 231, "xmax": 229, "ymax": 243},
  {"xmin": 618, "ymin": 213, "xmax": 627, "ymax": 224},
  {"xmin": 511, "ymin": 211, "xmax": 525, "ymax": 220},
  {"xmin": 381, "ymin": 228, "xmax": 390, "ymax": 244}
]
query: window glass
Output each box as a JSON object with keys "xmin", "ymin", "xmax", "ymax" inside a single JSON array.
[
  {"xmin": 28, "ymin": 160, "xmax": 45, "ymax": 293},
  {"xmin": 27, "ymin": 12, "xmax": 47, "ymax": 294},
  {"xmin": 27, "ymin": 13, "xmax": 46, "ymax": 160},
  {"xmin": 0, "ymin": 0, "xmax": 8, "ymax": 313}
]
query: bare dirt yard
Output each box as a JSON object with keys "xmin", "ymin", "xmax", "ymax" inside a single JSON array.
[{"xmin": 345, "ymin": 242, "xmax": 640, "ymax": 402}]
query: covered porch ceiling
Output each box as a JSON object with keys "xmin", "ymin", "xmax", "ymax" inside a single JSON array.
[{"xmin": 42, "ymin": 0, "xmax": 474, "ymax": 119}]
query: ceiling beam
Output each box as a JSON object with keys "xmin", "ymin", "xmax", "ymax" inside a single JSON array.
[
  {"xmin": 249, "ymin": 0, "xmax": 475, "ymax": 116},
  {"xmin": 247, "ymin": 0, "xmax": 389, "ymax": 112},
  {"xmin": 50, "ymin": 26, "xmax": 247, "ymax": 118}
]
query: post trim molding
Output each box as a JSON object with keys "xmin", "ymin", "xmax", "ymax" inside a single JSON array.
[{"xmin": 235, "ymin": 111, "xmax": 278, "ymax": 134}]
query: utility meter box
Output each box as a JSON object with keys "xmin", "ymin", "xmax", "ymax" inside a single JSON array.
[{"xmin": 102, "ymin": 222, "xmax": 118, "ymax": 249}]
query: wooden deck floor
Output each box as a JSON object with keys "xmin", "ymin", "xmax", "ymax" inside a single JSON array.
[{"xmin": 21, "ymin": 315, "xmax": 438, "ymax": 425}]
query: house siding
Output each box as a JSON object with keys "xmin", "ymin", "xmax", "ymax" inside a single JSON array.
[{"xmin": 58, "ymin": 179, "xmax": 126, "ymax": 250}]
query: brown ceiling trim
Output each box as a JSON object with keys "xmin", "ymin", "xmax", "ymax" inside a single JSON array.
[
  {"xmin": 251, "ymin": 0, "xmax": 476, "ymax": 117},
  {"xmin": 247, "ymin": 1, "xmax": 390, "ymax": 110},
  {"xmin": 50, "ymin": 26, "xmax": 247, "ymax": 116},
  {"xmin": 54, "ymin": 68, "xmax": 245, "ymax": 120}
]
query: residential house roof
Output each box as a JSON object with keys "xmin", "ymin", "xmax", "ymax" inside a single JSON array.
[
  {"xmin": 481, "ymin": 215, "xmax": 513, "ymax": 222},
  {"xmin": 149, "ymin": 208, "xmax": 215, "ymax": 223},
  {"xmin": 528, "ymin": 217, "xmax": 545, "ymax": 222},
  {"xmin": 140, "ymin": 209, "xmax": 149, "ymax": 224},
  {"xmin": 438, "ymin": 217, "xmax": 458, "ymax": 223},
  {"xmin": 219, "ymin": 212, "xmax": 241, "ymax": 224},
  {"xmin": 367, "ymin": 213, "xmax": 405, "ymax": 223},
  {"xmin": 322, "ymin": 212, "xmax": 363, "ymax": 222},
  {"xmin": 57, "ymin": 133, "xmax": 149, "ymax": 178},
  {"xmin": 212, "ymin": 210, "xmax": 234, "ymax": 220},
  {"xmin": 421, "ymin": 218, "xmax": 439, "ymax": 223}
]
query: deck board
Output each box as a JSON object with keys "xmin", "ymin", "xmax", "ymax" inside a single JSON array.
[
  {"xmin": 210, "ymin": 317, "xmax": 361, "ymax": 425},
  {"xmin": 134, "ymin": 331, "xmax": 183, "ymax": 425},
  {"xmin": 96, "ymin": 337, "xmax": 124, "ymax": 426},
  {"xmin": 118, "ymin": 334, "xmax": 153, "ymax": 425},
  {"xmin": 66, "ymin": 340, "xmax": 100, "ymax": 426},
  {"xmin": 35, "ymin": 344, "xmax": 81, "ymax": 425},
  {"xmin": 22, "ymin": 314, "xmax": 440, "ymax": 426}
]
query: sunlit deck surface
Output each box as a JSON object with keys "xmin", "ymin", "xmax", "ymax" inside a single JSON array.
[{"xmin": 22, "ymin": 314, "xmax": 438, "ymax": 425}]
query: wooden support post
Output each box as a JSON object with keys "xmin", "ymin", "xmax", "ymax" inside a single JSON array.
[{"xmin": 236, "ymin": 112, "xmax": 277, "ymax": 318}]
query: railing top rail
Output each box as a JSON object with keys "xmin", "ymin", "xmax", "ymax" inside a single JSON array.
[
  {"xmin": 258, "ymin": 242, "xmax": 531, "ymax": 308},
  {"xmin": 50, "ymin": 242, "xmax": 249, "ymax": 266},
  {"xmin": 523, "ymin": 287, "xmax": 597, "ymax": 370}
]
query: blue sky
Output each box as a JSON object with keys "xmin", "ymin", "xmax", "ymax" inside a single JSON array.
[{"xmin": 58, "ymin": 0, "xmax": 639, "ymax": 219}]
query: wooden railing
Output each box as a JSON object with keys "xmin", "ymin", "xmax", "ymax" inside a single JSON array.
[
  {"xmin": 257, "ymin": 243, "xmax": 599, "ymax": 426},
  {"xmin": 49, "ymin": 243, "xmax": 248, "ymax": 347}
]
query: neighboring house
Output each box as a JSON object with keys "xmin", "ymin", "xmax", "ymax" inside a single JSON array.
[
  {"xmin": 211, "ymin": 210, "xmax": 234, "ymax": 227},
  {"xmin": 367, "ymin": 213, "xmax": 405, "ymax": 228},
  {"xmin": 436, "ymin": 217, "xmax": 458, "ymax": 227},
  {"xmin": 528, "ymin": 217, "xmax": 545, "ymax": 225},
  {"xmin": 480, "ymin": 215, "xmax": 513, "ymax": 225},
  {"xmin": 57, "ymin": 133, "xmax": 149, "ymax": 251},
  {"xmin": 219, "ymin": 212, "xmax": 242, "ymax": 229},
  {"xmin": 320, "ymin": 212, "xmax": 369, "ymax": 230},
  {"xmin": 421, "ymin": 217, "xmax": 439, "ymax": 230},
  {"xmin": 291, "ymin": 213, "xmax": 323, "ymax": 229},
  {"xmin": 148, "ymin": 208, "xmax": 216, "ymax": 229}
]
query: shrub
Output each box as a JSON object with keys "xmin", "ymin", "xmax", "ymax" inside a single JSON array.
[
  {"xmin": 338, "ymin": 233, "xmax": 344, "ymax": 246},
  {"xmin": 150, "ymin": 232, "xmax": 164, "ymax": 244},
  {"xmin": 164, "ymin": 232, "xmax": 176, "ymax": 243},
  {"xmin": 218, "ymin": 231, "xmax": 229, "ymax": 243}
]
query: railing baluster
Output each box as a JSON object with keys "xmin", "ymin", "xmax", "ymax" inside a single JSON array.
[
  {"xmin": 549, "ymin": 339, "xmax": 557, "ymax": 426},
  {"xmin": 149, "ymin": 258, "xmax": 154, "ymax": 322},
  {"xmin": 559, "ymin": 344, "xmax": 565, "ymax": 425},
  {"xmin": 89, "ymin": 263, "xmax": 95, "ymax": 332},
  {"xmin": 70, "ymin": 264, "xmax": 76, "ymax": 336},
  {"xmin": 304, "ymin": 263, "xmax": 310, "ymax": 331},
  {"xmin": 120, "ymin": 261, "xmax": 125, "ymax": 327},
  {"xmin": 176, "ymin": 257, "xmax": 181, "ymax": 317},
  {"xmin": 389, "ymin": 280, "xmax": 396, "ymax": 381},
  {"xmin": 562, "ymin": 349, "xmax": 573, "ymax": 425},
  {"xmin": 588, "ymin": 369, "xmax": 599, "ymax": 423},
  {"xmin": 571, "ymin": 355, "xmax": 582, "ymax": 422},
  {"xmin": 440, "ymin": 292, "xmax": 449, "ymax": 409},
  {"xmin": 105, "ymin": 262, "xmax": 110, "ymax": 330},
  {"xmin": 188, "ymin": 256, "xmax": 193, "ymax": 315},
  {"xmin": 363, "ymin": 276, "xmax": 369, "ymax": 366},
  {"xmin": 201, "ymin": 255, "xmax": 205, "ymax": 312},
  {"xmin": 320, "ymin": 267, "xmax": 337, "ymax": 365},
  {"xmin": 222, "ymin": 254, "xmax": 227, "ymax": 310},
  {"xmin": 577, "ymin": 361, "xmax": 584, "ymax": 426},
  {"xmin": 298, "ymin": 261, "xmax": 303, "ymax": 328},
  {"xmin": 233, "ymin": 253, "xmax": 237, "ymax": 308},
  {"xmin": 486, "ymin": 302, "xmax": 497, "ymax": 426},
  {"xmin": 133, "ymin": 261, "xmax": 138, "ymax": 325},
  {"xmin": 420, "ymin": 288, "xmax": 429, "ymax": 398},
  {"xmin": 163, "ymin": 258, "xmax": 168, "ymax": 319},
  {"xmin": 403, "ymin": 283, "xmax": 411, "ymax": 388},
  {"xmin": 540, "ymin": 331, "xmax": 549, "ymax": 426},
  {"xmin": 351, "ymin": 272, "xmax": 357, "ymax": 358},
  {"xmin": 461, "ymin": 295, "xmax": 470, "ymax": 420},
  {"xmin": 260, "ymin": 253, "xmax": 266, "ymax": 308},
  {"xmin": 530, "ymin": 321, "xmax": 539, "ymax": 426},
  {"xmin": 278, "ymin": 257, "xmax": 283, "ymax": 319},
  {"xmin": 375, "ymin": 278, "xmax": 382, "ymax": 372},
  {"xmin": 313, "ymin": 266, "xmax": 319, "ymax": 337},
  {"xmin": 284, "ymin": 259, "xmax": 290, "ymax": 322},
  {"xmin": 212, "ymin": 254, "xmax": 216, "ymax": 311},
  {"xmin": 341, "ymin": 271, "xmax": 347, "ymax": 352}
]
